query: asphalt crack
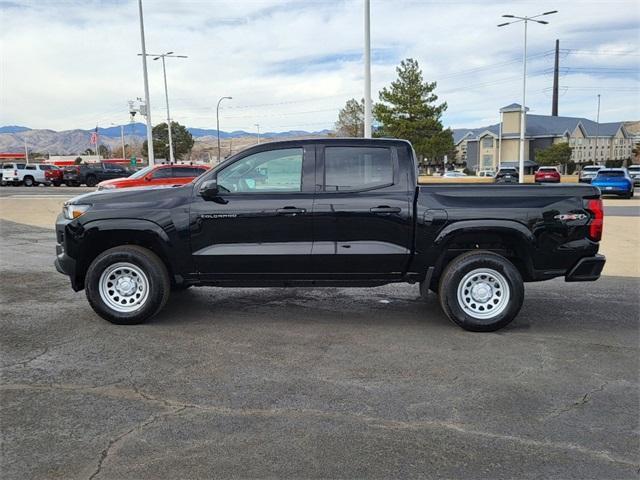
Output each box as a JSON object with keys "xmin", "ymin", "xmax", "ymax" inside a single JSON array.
[
  {"xmin": 544, "ymin": 382, "xmax": 610, "ymax": 419},
  {"xmin": 87, "ymin": 405, "xmax": 188, "ymax": 480}
]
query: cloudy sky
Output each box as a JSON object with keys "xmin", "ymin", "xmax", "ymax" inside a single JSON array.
[{"xmin": 1, "ymin": 0, "xmax": 639, "ymax": 133}]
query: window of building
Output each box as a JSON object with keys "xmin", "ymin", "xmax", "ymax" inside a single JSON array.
[{"xmin": 482, "ymin": 137, "xmax": 493, "ymax": 148}]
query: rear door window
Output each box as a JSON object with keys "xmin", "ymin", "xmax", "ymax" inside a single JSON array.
[
  {"xmin": 324, "ymin": 147, "xmax": 393, "ymax": 191},
  {"xmin": 172, "ymin": 167, "xmax": 202, "ymax": 178}
]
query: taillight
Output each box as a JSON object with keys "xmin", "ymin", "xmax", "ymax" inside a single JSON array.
[{"xmin": 586, "ymin": 198, "xmax": 603, "ymax": 242}]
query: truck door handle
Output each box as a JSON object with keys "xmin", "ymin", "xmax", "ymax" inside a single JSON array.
[
  {"xmin": 277, "ymin": 206, "xmax": 306, "ymax": 215},
  {"xmin": 370, "ymin": 206, "xmax": 401, "ymax": 214}
]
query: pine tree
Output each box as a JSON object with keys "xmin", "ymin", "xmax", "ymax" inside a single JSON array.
[
  {"xmin": 335, "ymin": 98, "xmax": 365, "ymax": 137},
  {"xmin": 373, "ymin": 58, "xmax": 454, "ymax": 167}
]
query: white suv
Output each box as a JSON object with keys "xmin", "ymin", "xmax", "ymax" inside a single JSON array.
[
  {"xmin": 579, "ymin": 165, "xmax": 603, "ymax": 184},
  {"xmin": 1, "ymin": 163, "xmax": 51, "ymax": 186},
  {"xmin": 627, "ymin": 165, "xmax": 640, "ymax": 186}
]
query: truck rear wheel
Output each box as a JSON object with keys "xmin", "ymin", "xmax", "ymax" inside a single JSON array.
[
  {"xmin": 85, "ymin": 245, "xmax": 170, "ymax": 325},
  {"xmin": 438, "ymin": 251, "xmax": 523, "ymax": 332},
  {"xmin": 85, "ymin": 175, "xmax": 98, "ymax": 187}
]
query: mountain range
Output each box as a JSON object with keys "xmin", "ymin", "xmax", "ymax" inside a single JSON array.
[{"xmin": 0, "ymin": 124, "xmax": 332, "ymax": 155}]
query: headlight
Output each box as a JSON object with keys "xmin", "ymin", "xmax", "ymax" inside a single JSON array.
[{"xmin": 63, "ymin": 204, "xmax": 90, "ymax": 220}]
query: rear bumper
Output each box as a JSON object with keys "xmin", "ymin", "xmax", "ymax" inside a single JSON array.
[{"xmin": 565, "ymin": 254, "xmax": 606, "ymax": 282}]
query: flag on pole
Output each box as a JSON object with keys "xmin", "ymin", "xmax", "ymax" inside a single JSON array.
[{"xmin": 90, "ymin": 127, "xmax": 99, "ymax": 145}]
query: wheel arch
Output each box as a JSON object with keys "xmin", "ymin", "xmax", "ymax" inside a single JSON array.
[
  {"xmin": 72, "ymin": 219, "xmax": 179, "ymax": 290},
  {"xmin": 431, "ymin": 220, "xmax": 536, "ymax": 283}
]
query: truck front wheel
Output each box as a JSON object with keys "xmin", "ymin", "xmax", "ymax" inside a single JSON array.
[
  {"xmin": 85, "ymin": 245, "xmax": 170, "ymax": 325},
  {"xmin": 438, "ymin": 251, "xmax": 524, "ymax": 332}
]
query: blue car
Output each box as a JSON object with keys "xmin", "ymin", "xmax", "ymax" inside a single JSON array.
[{"xmin": 591, "ymin": 168, "xmax": 635, "ymax": 199}]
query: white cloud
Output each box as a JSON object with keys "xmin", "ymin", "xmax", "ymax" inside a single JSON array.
[{"xmin": 1, "ymin": 0, "xmax": 638, "ymax": 132}]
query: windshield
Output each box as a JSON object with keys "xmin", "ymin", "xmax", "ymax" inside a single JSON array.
[
  {"xmin": 583, "ymin": 167, "xmax": 601, "ymax": 172},
  {"xmin": 628, "ymin": 166, "xmax": 640, "ymax": 171},
  {"xmin": 128, "ymin": 165, "xmax": 155, "ymax": 179}
]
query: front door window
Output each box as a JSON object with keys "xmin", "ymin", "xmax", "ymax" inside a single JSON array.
[{"xmin": 217, "ymin": 148, "xmax": 303, "ymax": 193}]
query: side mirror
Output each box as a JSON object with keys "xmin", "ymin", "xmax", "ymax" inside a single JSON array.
[{"xmin": 199, "ymin": 179, "xmax": 219, "ymax": 199}]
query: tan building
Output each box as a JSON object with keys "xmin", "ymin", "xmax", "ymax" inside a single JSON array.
[{"xmin": 454, "ymin": 103, "xmax": 634, "ymax": 173}]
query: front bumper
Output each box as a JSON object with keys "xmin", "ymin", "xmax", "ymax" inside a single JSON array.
[
  {"xmin": 565, "ymin": 254, "xmax": 606, "ymax": 282},
  {"xmin": 55, "ymin": 215, "xmax": 83, "ymax": 291}
]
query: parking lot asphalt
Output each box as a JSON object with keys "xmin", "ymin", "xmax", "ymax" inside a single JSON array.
[{"xmin": 1, "ymin": 219, "xmax": 638, "ymax": 479}]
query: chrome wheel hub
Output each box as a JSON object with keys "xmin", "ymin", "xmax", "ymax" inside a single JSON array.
[
  {"xmin": 457, "ymin": 268, "xmax": 510, "ymax": 320},
  {"xmin": 99, "ymin": 262, "xmax": 149, "ymax": 313}
]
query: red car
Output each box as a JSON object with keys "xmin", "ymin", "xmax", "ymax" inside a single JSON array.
[
  {"xmin": 534, "ymin": 166, "xmax": 561, "ymax": 183},
  {"xmin": 44, "ymin": 165, "xmax": 64, "ymax": 186},
  {"xmin": 97, "ymin": 164, "xmax": 209, "ymax": 190}
]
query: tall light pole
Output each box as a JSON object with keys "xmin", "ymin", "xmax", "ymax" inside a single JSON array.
[
  {"xmin": 111, "ymin": 123, "xmax": 126, "ymax": 159},
  {"xmin": 137, "ymin": 0, "xmax": 154, "ymax": 165},
  {"xmin": 216, "ymin": 96, "xmax": 232, "ymax": 163},
  {"xmin": 595, "ymin": 94, "xmax": 601, "ymax": 165},
  {"xmin": 498, "ymin": 10, "xmax": 557, "ymax": 183},
  {"xmin": 363, "ymin": 0, "xmax": 372, "ymax": 138},
  {"xmin": 255, "ymin": 123, "xmax": 261, "ymax": 144},
  {"xmin": 140, "ymin": 52, "xmax": 187, "ymax": 163}
]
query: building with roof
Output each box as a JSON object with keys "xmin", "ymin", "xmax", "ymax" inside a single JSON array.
[{"xmin": 455, "ymin": 104, "xmax": 634, "ymax": 173}]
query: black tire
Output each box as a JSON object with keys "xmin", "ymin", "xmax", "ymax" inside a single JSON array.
[
  {"xmin": 85, "ymin": 245, "xmax": 170, "ymax": 325},
  {"xmin": 85, "ymin": 175, "xmax": 98, "ymax": 187},
  {"xmin": 23, "ymin": 176, "xmax": 34, "ymax": 187},
  {"xmin": 438, "ymin": 251, "xmax": 524, "ymax": 332},
  {"xmin": 53, "ymin": 182, "xmax": 61, "ymax": 187}
]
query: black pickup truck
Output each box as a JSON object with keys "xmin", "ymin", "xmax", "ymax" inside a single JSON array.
[
  {"xmin": 55, "ymin": 139, "xmax": 605, "ymax": 331},
  {"xmin": 63, "ymin": 162, "xmax": 131, "ymax": 187}
]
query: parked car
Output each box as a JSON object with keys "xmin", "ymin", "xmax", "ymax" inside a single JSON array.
[
  {"xmin": 627, "ymin": 165, "xmax": 640, "ymax": 186},
  {"xmin": 56, "ymin": 138, "xmax": 606, "ymax": 332},
  {"xmin": 495, "ymin": 167, "xmax": 519, "ymax": 183},
  {"xmin": 1, "ymin": 162, "xmax": 53, "ymax": 186},
  {"xmin": 478, "ymin": 170, "xmax": 495, "ymax": 178},
  {"xmin": 442, "ymin": 171, "xmax": 467, "ymax": 178},
  {"xmin": 97, "ymin": 164, "xmax": 209, "ymax": 190},
  {"xmin": 535, "ymin": 166, "xmax": 561, "ymax": 183},
  {"xmin": 591, "ymin": 168, "xmax": 635, "ymax": 198},
  {"xmin": 579, "ymin": 165, "xmax": 603, "ymax": 183},
  {"xmin": 62, "ymin": 162, "xmax": 131, "ymax": 187},
  {"xmin": 44, "ymin": 165, "xmax": 64, "ymax": 186},
  {"xmin": 1, "ymin": 162, "xmax": 26, "ymax": 185}
]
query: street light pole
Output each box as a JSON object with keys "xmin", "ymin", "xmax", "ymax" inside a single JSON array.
[
  {"xmin": 137, "ymin": 0, "xmax": 154, "ymax": 165},
  {"xmin": 216, "ymin": 96, "xmax": 232, "ymax": 163},
  {"xmin": 595, "ymin": 94, "xmax": 601, "ymax": 165},
  {"xmin": 140, "ymin": 52, "xmax": 187, "ymax": 163},
  {"xmin": 121, "ymin": 125, "xmax": 126, "ymax": 159},
  {"xmin": 255, "ymin": 124, "xmax": 261, "ymax": 144},
  {"xmin": 498, "ymin": 10, "xmax": 557, "ymax": 183},
  {"xmin": 363, "ymin": 0, "xmax": 372, "ymax": 138}
]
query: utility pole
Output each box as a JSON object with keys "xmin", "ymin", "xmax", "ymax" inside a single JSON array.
[
  {"xmin": 216, "ymin": 96, "xmax": 232, "ymax": 163},
  {"xmin": 552, "ymin": 39, "xmax": 559, "ymax": 116},
  {"xmin": 137, "ymin": 0, "xmax": 155, "ymax": 165},
  {"xmin": 499, "ymin": 10, "xmax": 557, "ymax": 183},
  {"xmin": 595, "ymin": 94, "xmax": 601, "ymax": 165},
  {"xmin": 255, "ymin": 124, "xmax": 261, "ymax": 144},
  {"xmin": 363, "ymin": 0, "xmax": 372, "ymax": 138},
  {"xmin": 24, "ymin": 138, "xmax": 29, "ymax": 164}
]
